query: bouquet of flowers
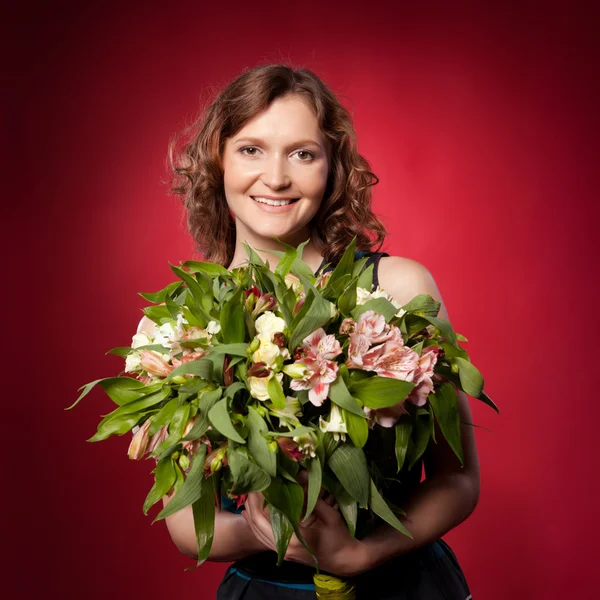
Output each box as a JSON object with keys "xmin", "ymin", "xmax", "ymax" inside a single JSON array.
[{"xmin": 68, "ymin": 237, "xmax": 497, "ymax": 593}]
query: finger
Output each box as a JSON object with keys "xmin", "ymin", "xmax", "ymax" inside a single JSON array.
[{"xmin": 309, "ymin": 497, "xmax": 340, "ymax": 526}]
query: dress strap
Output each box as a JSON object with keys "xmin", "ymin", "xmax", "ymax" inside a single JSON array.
[{"xmin": 356, "ymin": 250, "xmax": 389, "ymax": 290}]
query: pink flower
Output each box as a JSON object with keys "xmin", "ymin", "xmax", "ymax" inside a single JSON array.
[
  {"xmin": 146, "ymin": 425, "xmax": 169, "ymax": 460},
  {"xmin": 289, "ymin": 357, "xmax": 339, "ymax": 406},
  {"xmin": 288, "ymin": 328, "xmax": 342, "ymax": 406},
  {"xmin": 171, "ymin": 348, "xmax": 206, "ymax": 369},
  {"xmin": 407, "ymin": 346, "xmax": 441, "ymax": 406},
  {"xmin": 140, "ymin": 350, "xmax": 173, "ymax": 378},
  {"xmin": 364, "ymin": 403, "xmax": 410, "ymax": 428},
  {"xmin": 355, "ymin": 310, "xmax": 402, "ymax": 345},
  {"xmin": 128, "ymin": 419, "xmax": 152, "ymax": 460},
  {"xmin": 364, "ymin": 341, "xmax": 420, "ymax": 381}
]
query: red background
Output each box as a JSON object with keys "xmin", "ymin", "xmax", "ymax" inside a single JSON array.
[{"xmin": 6, "ymin": 1, "xmax": 599, "ymax": 598}]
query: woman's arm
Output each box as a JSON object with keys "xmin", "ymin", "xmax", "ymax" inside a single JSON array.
[
  {"xmin": 353, "ymin": 257, "xmax": 480, "ymax": 571},
  {"xmin": 161, "ymin": 492, "xmax": 268, "ymax": 561}
]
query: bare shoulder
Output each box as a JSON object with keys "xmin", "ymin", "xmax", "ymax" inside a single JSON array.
[{"xmin": 377, "ymin": 256, "xmax": 450, "ymax": 320}]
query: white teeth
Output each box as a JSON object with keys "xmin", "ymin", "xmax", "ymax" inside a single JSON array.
[{"xmin": 252, "ymin": 197, "xmax": 296, "ymax": 207}]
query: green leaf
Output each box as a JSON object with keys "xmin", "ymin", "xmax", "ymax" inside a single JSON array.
[
  {"xmin": 153, "ymin": 403, "xmax": 191, "ymax": 458},
  {"xmin": 267, "ymin": 376, "xmax": 286, "ymax": 410},
  {"xmin": 189, "ymin": 476, "xmax": 216, "ymax": 568},
  {"xmin": 351, "ymin": 297, "xmax": 399, "ymax": 322},
  {"xmin": 478, "ymin": 390, "xmax": 499, "ymax": 414},
  {"xmin": 394, "ymin": 416, "xmax": 412, "ymax": 472},
  {"xmin": 326, "ymin": 236, "xmax": 357, "ymax": 288},
  {"xmin": 220, "ymin": 288, "xmax": 245, "ymax": 344},
  {"xmin": 246, "ymin": 407, "xmax": 277, "ymax": 477},
  {"xmin": 165, "ymin": 358, "xmax": 214, "ymax": 382},
  {"xmin": 105, "ymin": 346, "xmax": 133, "ymax": 358},
  {"xmin": 328, "ymin": 376, "xmax": 365, "ymax": 418},
  {"xmin": 289, "ymin": 291, "xmax": 332, "ymax": 350},
  {"xmin": 182, "ymin": 260, "xmax": 232, "ymax": 278},
  {"xmin": 148, "ymin": 397, "xmax": 178, "ymax": 436},
  {"xmin": 207, "ymin": 399, "xmax": 246, "ymax": 444},
  {"xmin": 153, "ymin": 445, "xmax": 208, "ymax": 522},
  {"xmin": 87, "ymin": 412, "xmax": 140, "ymax": 441},
  {"xmin": 406, "ymin": 410, "xmax": 431, "ymax": 471},
  {"xmin": 342, "ymin": 408, "xmax": 368, "ymax": 448},
  {"xmin": 143, "ymin": 457, "xmax": 176, "ymax": 514},
  {"xmin": 369, "ymin": 479, "xmax": 413, "ymax": 538},
  {"xmin": 329, "ymin": 444, "xmax": 369, "ymax": 507},
  {"xmin": 454, "ymin": 357, "xmax": 484, "ymax": 398},
  {"xmin": 108, "ymin": 387, "xmax": 172, "ymax": 416},
  {"xmin": 401, "ymin": 294, "xmax": 441, "ymax": 316},
  {"xmin": 350, "ymin": 376, "xmax": 414, "ymax": 409},
  {"xmin": 429, "ymin": 383, "xmax": 464, "ymax": 465},
  {"xmin": 67, "ymin": 377, "xmax": 148, "ymax": 411},
  {"xmin": 139, "ymin": 281, "xmax": 182, "ymax": 303},
  {"xmin": 420, "ymin": 315, "xmax": 458, "ymax": 348},
  {"xmin": 331, "ymin": 480, "xmax": 357, "ymax": 538},
  {"xmin": 304, "ymin": 458, "xmax": 322, "ymax": 522},
  {"xmin": 270, "ymin": 505, "xmax": 295, "ymax": 566},
  {"xmin": 228, "ymin": 448, "xmax": 271, "ymax": 494},
  {"xmin": 263, "ymin": 478, "xmax": 304, "ymax": 529},
  {"xmin": 208, "ymin": 343, "xmax": 249, "ymax": 357},
  {"xmin": 142, "ymin": 304, "xmax": 172, "ymax": 324},
  {"xmin": 356, "ymin": 263, "xmax": 374, "ymax": 290},
  {"xmin": 337, "ymin": 277, "xmax": 358, "ymax": 315}
]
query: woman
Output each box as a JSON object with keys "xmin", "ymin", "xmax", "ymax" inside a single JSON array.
[{"xmin": 160, "ymin": 64, "xmax": 479, "ymax": 599}]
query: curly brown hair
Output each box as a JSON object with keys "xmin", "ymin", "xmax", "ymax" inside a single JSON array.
[{"xmin": 168, "ymin": 64, "xmax": 386, "ymax": 267}]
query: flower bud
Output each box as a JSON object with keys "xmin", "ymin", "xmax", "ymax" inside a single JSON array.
[
  {"xmin": 272, "ymin": 332, "xmax": 286, "ymax": 348},
  {"xmin": 282, "ymin": 362, "xmax": 308, "ymax": 379},
  {"xmin": 248, "ymin": 337, "xmax": 261, "ymax": 354},
  {"xmin": 451, "ymin": 360, "xmax": 460, "ymax": 374},
  {"xmin": 172, "ymin": 451, "xmax": 180, "ymax": 460},
  {"xmin": 247, "ymin": 361, "xmax": 271, "ymax": 378},
  {"xmin": 210, "ymin": 456, "xmax": 223, "ymax": 472},
  {"xmin": 268, "ymin": 440, "xmax": 279, "ymax": 453},
  {"xmin": 255, "ymin": 404, "xmax": 267, "ymax": 418},
  {"xmin": 178, "ymin": 454, "xmax": 190, "ymax": 470}
]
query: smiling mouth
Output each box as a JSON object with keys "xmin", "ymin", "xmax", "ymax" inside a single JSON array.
[{"xmin": 251, "ymin": 196, "xmax": 300, "ymax": 207}]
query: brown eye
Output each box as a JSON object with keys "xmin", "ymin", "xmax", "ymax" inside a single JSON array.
[
  {"xmin": 240, "ymin": 146, "xmax": 258, "ymax": 156},
  {"xmin": 295, "ymin": 150, "xmax": 316, "ymax": 161}
]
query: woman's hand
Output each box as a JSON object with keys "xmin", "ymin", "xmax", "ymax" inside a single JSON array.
[{"xmin": 242, "ymin": 490, "xmax": 368, "ymax": 578}]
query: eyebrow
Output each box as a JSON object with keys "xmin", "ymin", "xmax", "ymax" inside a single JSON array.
[{"xmin": 232, "ymin": 136, "xmax": 325, "ymax": 151}]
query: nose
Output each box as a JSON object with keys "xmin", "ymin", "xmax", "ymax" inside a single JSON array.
[{"xmin": 261, "ymin": 154, "xmax": 291, "ymax": 190}]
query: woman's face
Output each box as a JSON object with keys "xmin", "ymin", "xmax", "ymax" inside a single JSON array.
[{"xmin": 222, "ymin": 94, "xmax": 330, "ymax": 247}]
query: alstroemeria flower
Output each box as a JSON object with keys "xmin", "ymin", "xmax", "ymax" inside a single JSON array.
[
  {"xmin": 361, "ymin": 340, "xmax": 420, "ymax": 381},
  {"xmin": 364, "ymin": 402, "xmax": 410, "ymax": 428},
  {"xmin": 276, "ymin": 436, "xmax": 303, "ymax": 461},
  {"xmin": 140, "ymin": 350, "xmax": 173, "ymax": 378},
  {"xmin": 128, "ymin": 419, "xmax": 152, "ymax": 460},
  {"xmin": 248, "ymin": 371, "xmax": 283, "ymax": 401},
  {"xmin": 255, "ymin": 311, "xmax": 286, "ymax": 337},
  {"xmin": 319, "ymin": 404, "xmax": 347, "ymax": 441},
  {"xmin": 289, "ymin": 328, "xmax": 342, "ymax": 406},
  {"xmin": 407, "ymin": 346, "xmax": 441, "ymax": 406}
]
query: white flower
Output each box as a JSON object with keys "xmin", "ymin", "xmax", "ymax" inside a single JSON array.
[
  {"xmin": 356, "ymin": 287, "xmax": 406, "ymax": 318},
  {"xmin": 251, "ymin": 334, "xmax": 281, "ymax": 367},
  {"xmin": 207, "ymin": 320, "xmax": 221, "ymax": 335},
  {"xmin": 248, "ymin": 372, "xmax": 283, "ymax": 402},
  {"xmin": 155, "ymin": 322, "xmax": 175, "ymax": 348},
  {"xmin": 131, "ymin": 332, "xmax": 152, "ymax": 349},
  {"xmin": 319, "ymin": 404, "xmax": 347, "ymax": 441},
  {"xmin": 125, "ymin": 352, "xmax": 142, "ymax": 373},
  {"xmin": 255, "ymin": 311, "xmax": 286, "ymax": 337}
]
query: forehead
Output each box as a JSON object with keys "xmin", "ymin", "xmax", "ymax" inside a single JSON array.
[{"xmin": 233, "ymin": 94, "xmax": 324, "ymax": 142}]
